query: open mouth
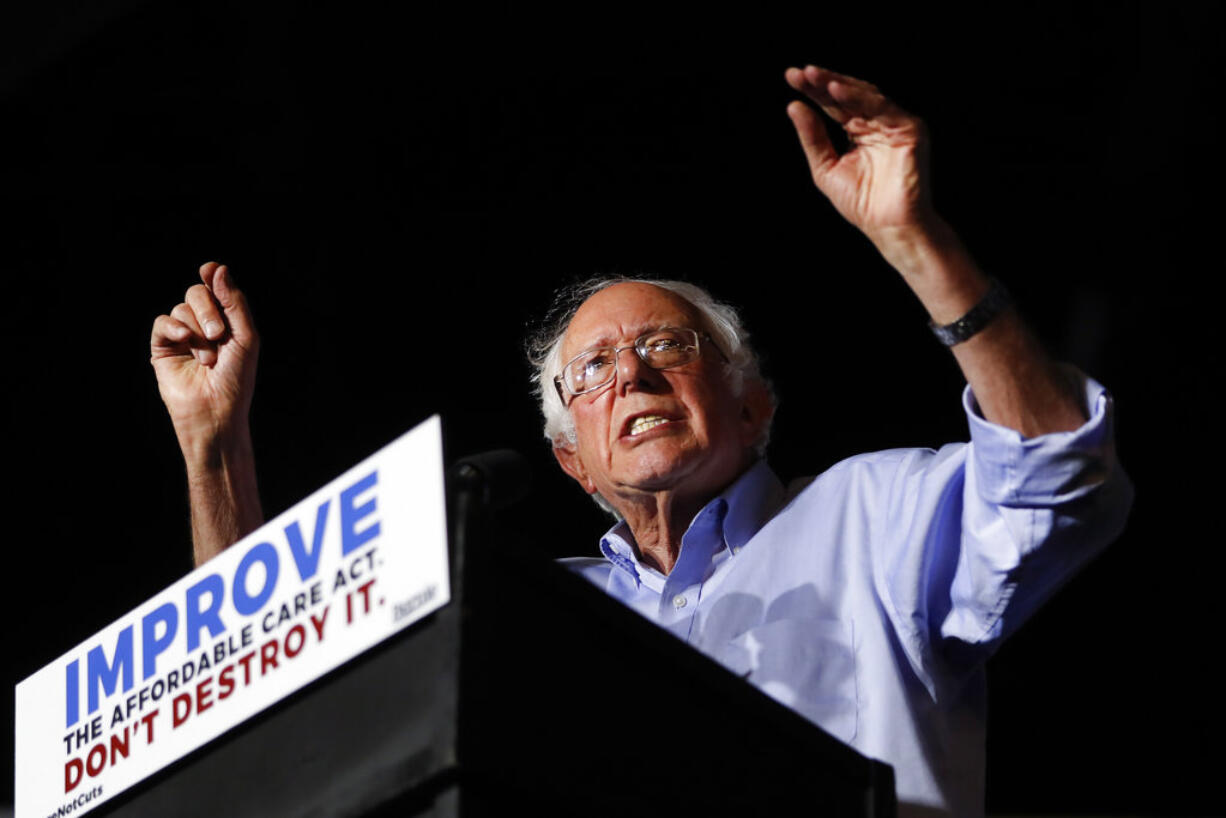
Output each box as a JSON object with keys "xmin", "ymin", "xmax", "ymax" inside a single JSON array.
[{"xmin": 624, "ymin": 413, "xmax": 679, "ymax": 437}]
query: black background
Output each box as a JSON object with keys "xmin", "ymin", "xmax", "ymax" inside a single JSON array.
[{"xmin": 4, "ymin": 3, "xmax": 1223, "ymax": 814}]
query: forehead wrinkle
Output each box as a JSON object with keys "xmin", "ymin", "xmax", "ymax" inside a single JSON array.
[
  {"xmin": 569, "ymin": 322, "xmax": 680, "ymax": 354},
  {"xmin": 562, "ymin": 286, "xmax": 707, "ymax": 359}
]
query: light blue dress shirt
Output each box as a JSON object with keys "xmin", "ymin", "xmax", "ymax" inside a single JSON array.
[{"xmin": 563, "ymin": 372, "xmax": 1133, "ymax": 817}]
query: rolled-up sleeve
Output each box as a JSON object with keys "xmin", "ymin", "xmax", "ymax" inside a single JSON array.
[{"xmin": 942, "ymin": 368, "xmax": 1134, "ymax": 649}]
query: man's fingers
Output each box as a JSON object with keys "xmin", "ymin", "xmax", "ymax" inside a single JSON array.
[
  {"xmin": 170, "ymin": 302, "xmax": 203, "ymax": 336},
  {"xmin": 185, "ymin": 283, "xmax": 227, "ymax": 342},
  {"xmin": 826, "ymin": 80, "xmax": 893, "ymax": 121},
  {"xmin": 199, "ymin": 261, "xmax": 257, "ymax": 347},
  {"xmin": 787, "ymin": 101, "xmax": 839, "ymax": 185},
  {"xmin": 210, "ymin": 265, "xmax": 258, "ymax": 346},
  {"xmin": 150, "ymin": 314, "xmax": 193, "ymax": 356},
  {"xmin": 790, "ymin": 65, "xmax": 913, "ymax": 130},
  {"xmin": 199, "ymin": 260, "xmax": 221, "ymax": 287},
  {"xmin": 803, "ymin": 65, "xmax": 877, "ymax": 93},
  {"xmin": 785, "ymin": 66, "xmax": 850, "ymax": 124},
  {"xmin": 170, "ymin": 302, "xmax": 218, "ymax": 367}
]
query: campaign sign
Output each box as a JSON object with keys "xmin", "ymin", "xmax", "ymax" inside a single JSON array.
[{"xmin": 15, "ymin": 416, "xmax": 449, "ymax": 818}]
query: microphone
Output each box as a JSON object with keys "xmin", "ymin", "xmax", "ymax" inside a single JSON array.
[{"xmin": 448, "ymin": 449, "xmax": 532, "ymax": 511}]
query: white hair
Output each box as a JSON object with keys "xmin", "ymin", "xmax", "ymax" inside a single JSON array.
[{"xmin": 526, "ymin": 276, "xmax": 776, "ymax": 513}]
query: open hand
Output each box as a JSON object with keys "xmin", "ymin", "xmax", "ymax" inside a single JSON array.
[{"xmin": 785, "ymin": 65, "xmax": 934, "ymax": 241}]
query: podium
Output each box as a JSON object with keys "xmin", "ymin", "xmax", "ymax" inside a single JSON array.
[{"xmin": 88, "ymin": 455, "xmax": 896, "ymax": 817}]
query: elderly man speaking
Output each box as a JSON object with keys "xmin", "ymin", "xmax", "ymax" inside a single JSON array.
[{"xmin": 150, "ymin": 66, "xmax": 1133, "ymax": 816}]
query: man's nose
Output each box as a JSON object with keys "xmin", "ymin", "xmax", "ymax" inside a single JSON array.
[{"xmin": 615, "ymin": 346, "xmax": 663, "ymax": 395}]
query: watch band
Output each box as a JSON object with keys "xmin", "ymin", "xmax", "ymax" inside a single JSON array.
[{"xmin": 928, "ymin": 278, "xmax": 1011, "ymax": 346}]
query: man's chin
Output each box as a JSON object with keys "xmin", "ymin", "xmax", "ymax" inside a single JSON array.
[{"xmin": 611, "ymin": 454, "xmax": 706, "ymax": 496}]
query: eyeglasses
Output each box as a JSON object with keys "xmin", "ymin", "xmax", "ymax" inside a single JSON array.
[{"xmin": 553, "ymin": 326, "xmax": 727, "ymax": 405}]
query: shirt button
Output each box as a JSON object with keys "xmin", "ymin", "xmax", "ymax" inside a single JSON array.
[
  {"xmin": 731, "ymin": 546, "xmax": 741, "ymax": 555},
  {"xmin": 672, "ymin": 595, "xmax": 687, "ymax": 609}
]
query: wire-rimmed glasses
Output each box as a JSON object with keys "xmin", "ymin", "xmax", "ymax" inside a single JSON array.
[{"xmin": 553, "ymin": 327, "xmax": 725, "ymax": 405}]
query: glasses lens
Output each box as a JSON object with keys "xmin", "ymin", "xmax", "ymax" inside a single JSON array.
[
  {"xmin": 561, "ymin": 329, "xmax": 702, "ymax": 397},
  {"xmin": 639, "ymin": 328, "xmax": 699, "ymax": 369},
  {"xmin": 565, "ymin": 348, "xmax": 617, "ymax": 394}
]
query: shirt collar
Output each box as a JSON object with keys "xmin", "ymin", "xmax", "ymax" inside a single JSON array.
[
  {"xmin": 720, "ymin": 459, "xmax": 786, "ymax": 555},
  {"xmin": 598, "ymin": 460, "xmax": 785, "ymax": 587}
]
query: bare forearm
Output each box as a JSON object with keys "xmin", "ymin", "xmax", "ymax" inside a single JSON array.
[
  {"xmin": 782, "ymin": 65, "xmax": 1086, "ymax": 436},
  {"xmin": 872, "ymin": 218, "xmax": 1086, "ymax": 437},
  {"xmin": 180, "ymin": 427, "xmax": 264, "ymax": 567}
]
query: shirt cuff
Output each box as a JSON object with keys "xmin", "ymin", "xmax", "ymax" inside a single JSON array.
[{"xmin": 963, "ymin": 366, "xmax": 1116, "ymax": 507}]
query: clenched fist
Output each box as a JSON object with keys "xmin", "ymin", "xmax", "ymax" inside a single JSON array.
[
  {"xmin": 150, "ymin": 262, "xmax": 259, "ymax": 453},
  {"xmin": 151, "ymin": 261, "xmax": 263, "ymax": 565}
]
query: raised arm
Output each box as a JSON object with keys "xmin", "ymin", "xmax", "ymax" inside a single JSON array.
[
  {"xmin": 784, "ymin": 65, "xmax": 1085, "ymax": 437},
  {"xmin": 150, "ymin": 261, "xmax": 264, "ymax": 566}
]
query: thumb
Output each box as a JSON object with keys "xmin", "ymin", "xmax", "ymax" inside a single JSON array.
[
  {"xmin": 787, "ymin": 101, "xmax": 839, "ymax": 190},
  {"xmin": 211, "ymin": 265, "xmax": 258, "ymax": 347}
]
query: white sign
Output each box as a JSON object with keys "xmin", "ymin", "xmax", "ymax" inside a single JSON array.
[{"xmin": 15, "ymin": 416, "xmax": 450, "ymax": 818}]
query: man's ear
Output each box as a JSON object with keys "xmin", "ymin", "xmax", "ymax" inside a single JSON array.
[
  {"xmin": 553, "ymin": 442, "xmax": 598, "ymax": 495},
  {"xmin": 739, "ymin": 377, "xmax": 775, "ymax": 450}
]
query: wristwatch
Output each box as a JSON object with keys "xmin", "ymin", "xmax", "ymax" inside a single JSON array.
[{"xmin": 928, "ymin": 278, "xmax": 1011, "ymax": 346}]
